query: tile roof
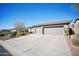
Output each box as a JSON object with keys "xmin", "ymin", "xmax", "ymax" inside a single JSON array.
[{"xmin": 33, "ymin": 20, "xmax": 70, "ymax": 27}]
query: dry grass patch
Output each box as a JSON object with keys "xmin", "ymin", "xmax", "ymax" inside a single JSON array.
[{"xmin": 72, "ymin": 34, "xmax": 79, "ymax": 47}]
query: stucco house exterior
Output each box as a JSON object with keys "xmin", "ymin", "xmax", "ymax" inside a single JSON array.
[
  {"xmin": 73, "ymin": 18, "xmax": 79, "ymax": 41},
  {"xmin": 29, "ymin": 27, "xmax": 34, "ymax": 33},
  {"xmin": 74, "ymin": 18, "xmax": 79, "ymax": 35},
  {"xmin": 31, "ymin": 20, "xmax": 70, "ymax": 35},
  {"xmin": 10, "ymin": 29, "xmax": 17, "ymax": 32}
]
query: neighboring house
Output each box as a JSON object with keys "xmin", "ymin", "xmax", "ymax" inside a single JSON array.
[
  {"xmin": 74, "ymin": 18, "xmax": 79, "ymax": 35},
  {"xmin": 29, "ymin": 27, "xmax": 34, "ymax": 33},
  {"xmin": 32, "ymin": 20, "xmax": 70, "ymax": 35},
  {"xmin": 0, "ymin": 29, "xmax": 10, "ymax": 33},
  {"xmin": 0, "ymin": 29, "xmax": 17, "ymax": 33},
  {"xmin": 0, "ymin": 29, "xmax": 17, "ymax": 35},
  {"xmin": 10, "ymin": 29, "xmax": 17, "ymax": 32},
  {"xmin": 0, "ymin": 29, "xmax": 10, "ymax": 36}
]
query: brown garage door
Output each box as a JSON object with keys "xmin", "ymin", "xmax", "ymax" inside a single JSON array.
[{"xmin": 44, "ymin": 27, "xmax": 64, "ymax": 35}]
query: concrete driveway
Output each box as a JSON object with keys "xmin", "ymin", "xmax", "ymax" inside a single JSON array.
[{"xmin": 0, "ymin": 34, "xmax": 71, "ymax": 56}]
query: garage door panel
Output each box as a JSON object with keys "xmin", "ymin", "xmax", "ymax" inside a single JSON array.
[{"xmin": 44, "ymin": 27, "xmax": 64, "ymax": 35}]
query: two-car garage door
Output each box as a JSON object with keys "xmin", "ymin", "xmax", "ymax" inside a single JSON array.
[
  {"xmin": 44, "ymin": 27, "xmax": 64, "ymax": 35},
  {"xmin": 35, "ymin": 26, "xmax": 64, "ymax": 35}
]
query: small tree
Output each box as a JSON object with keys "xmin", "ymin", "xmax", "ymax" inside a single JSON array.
[{"xmin": 14, "ymin": 21, "xmax": 28, "ymax": 36}]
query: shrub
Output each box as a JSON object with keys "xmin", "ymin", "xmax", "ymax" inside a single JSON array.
[
  {"xmin": 0, "ymin": 32, "xmax": 10, "ymax": 37},
  {"xmin": 64, "ymin": 28, "xmax": 69, "ymax": 35},
  {"xmin": 68, "ymin": 28, "xmax": 74, "ymax": 35},
  {"xmin": 0, "ymin": 32, "xmax": 5, "ymax": 36},
  {"xmin": 10, "ymin": 32, "xmax": 17, "ymax": 37}
]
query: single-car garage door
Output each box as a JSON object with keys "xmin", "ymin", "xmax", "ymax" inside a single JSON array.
[{"xmin": 44, "ymin": 27, "xmax": 64, "ymax": 35}]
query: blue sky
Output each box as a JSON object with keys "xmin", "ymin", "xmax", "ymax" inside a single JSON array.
[{"xmin": 0, "ymin": 3, "xmax": 79, "ymax": 29}]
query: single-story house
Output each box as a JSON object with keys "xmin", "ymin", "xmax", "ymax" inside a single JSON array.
[
  {"xmin": 31, "ymin": 20, "xmax": 70, "ymax": 35},
  {"xmin": 0, "ymin": 29, "xmax": 17, "ymax": 33},
  {"xmin": 0, "ymin": 29, "xmax": 10, "ymax": 33},
  {"xmin": 10, "ymin": 29, "xmax": 17, "ymax": 32},
  {"xmin": 29, "ymin": 27, "xmax": 34, "ymax": 33}
]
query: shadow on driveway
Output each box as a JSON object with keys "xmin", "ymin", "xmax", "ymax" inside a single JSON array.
[{"xmin": 0, "ymin": 45, "xmax": 12, "ymax": 56}]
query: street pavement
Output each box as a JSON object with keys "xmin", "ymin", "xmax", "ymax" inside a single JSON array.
[{"xmin": 0, "ymin": 45, "xmax": 12, "ymax": 56}]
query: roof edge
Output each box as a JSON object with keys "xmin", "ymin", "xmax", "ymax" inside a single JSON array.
[{"xmin": 33, "ymin": 20, "xmax": 70, "ymax": 27}]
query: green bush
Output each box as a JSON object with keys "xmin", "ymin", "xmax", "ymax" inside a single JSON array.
[
  {"xmin": 64, "ymin": 28, "xmax": 69, "ymax": 35},
  {"xmin": 0, "ymin": 32, "xmax": 5, "ymax": 36},
  {"xmin": 10, "ymin": 32, "xmax": 17, "ymax": 37},
  {"xmin": 0, "ymin": 32, "xmax": 11, "ymax": 37}
]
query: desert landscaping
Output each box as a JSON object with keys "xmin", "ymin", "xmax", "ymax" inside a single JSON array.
[{"xmin": 0, "ymin": 3, "xmax": 79, "ymax": 56}]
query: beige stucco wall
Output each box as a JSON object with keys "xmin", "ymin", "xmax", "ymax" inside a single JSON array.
[
  {"xmin": 74, "ymin": 20, "xmax": 79, "ymax": 35},
  {"xmin": 29, "ymin": 28, "xmax": 34, "ymax": 33},
  {"xmin": 35, "ymin": 27, "xmax": 43, "ymax": 34}
]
